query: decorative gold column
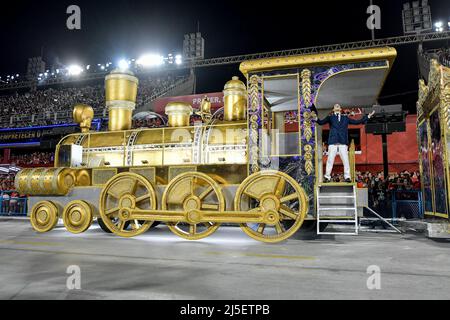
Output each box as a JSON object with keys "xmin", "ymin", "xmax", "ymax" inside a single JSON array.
[
  {"xmin": 249, "ymin": 75, "xmax": 260, "ymax": 173},
  {"xmin": 301, "ymin": 69, "xmax": 313, "ymax": 175},
  {"xmin": 105, "ymin": 70, "xmax": 139, "ymax": 131}
]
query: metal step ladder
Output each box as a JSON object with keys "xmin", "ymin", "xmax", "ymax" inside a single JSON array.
[{"xmin": 317, "ymin": 183, "xmax": 358, "ymax": 235}]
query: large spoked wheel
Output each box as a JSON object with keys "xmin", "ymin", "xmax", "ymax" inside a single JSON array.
[
  {"xmin": 234, "ymin": 170, "xmax": 308, "ymax": 243},
  {"xmin": 30, "ymin": 200, "xmax": 60, "ymax": 233},
  {"xmin": 162, "ymin": 172, "xmax": 225, "ymax": 240},
  {"xmin": 99, "ymin": 172, "xmax": 157, "ymax": 237}
]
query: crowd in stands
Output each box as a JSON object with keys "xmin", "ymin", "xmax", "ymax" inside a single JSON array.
[
  {"xmin": 133, "ymin": 117, "xmax": 164, "ymax": 128},
  {"xmin": 330, "ymin": 170, "xmax": 421, "ymax": 217},
  {"xmin": 0, "ymin": 75, "xmax": 184, "ymax": 128},
  {"xmin": 0, "ymin": 174, "xmax": 15, "ymax": 191},
  {"xmin": 0, "ymin": 175, "xmax": 26, "ymax": 215},
  {"xmin": 9, "ymin": 152, "xmax": 54, "ymax": 166}
]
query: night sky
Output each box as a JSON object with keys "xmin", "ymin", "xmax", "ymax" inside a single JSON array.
[{"xmin": 1, "ymin": 0, "xmax": 449, "ymax": 112}]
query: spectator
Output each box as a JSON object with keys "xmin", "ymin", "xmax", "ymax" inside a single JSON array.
[{"xmin": 0, "ymin": 74, "xmax": 187, "ymax": 128}]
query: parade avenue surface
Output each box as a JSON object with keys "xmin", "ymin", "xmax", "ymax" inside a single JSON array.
[{"xmin": 0, "ymin": 219, "xmax": 449, "ymax": 300}]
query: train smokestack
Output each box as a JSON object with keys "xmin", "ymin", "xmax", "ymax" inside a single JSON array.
[{"xmin": 105, "ymin": 69, "xmax": 139, "ymax": 131}]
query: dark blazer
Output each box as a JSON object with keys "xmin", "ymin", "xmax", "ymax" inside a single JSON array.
[{"xmin": 316, "ymin": 113, "xmax": 368, "ymax": 145}]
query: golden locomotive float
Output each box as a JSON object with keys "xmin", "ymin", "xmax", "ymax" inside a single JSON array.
[{"xmin": 16, "ymin": 47, "xmax": 398, "ymax": 242}]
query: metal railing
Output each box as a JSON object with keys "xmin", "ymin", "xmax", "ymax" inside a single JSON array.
[
  {"xmin": 391, "ymin": 190, "xmax": 423, "ymax": 222},
  {"xmin": 369, "ymin": 190, "xmax": 424, "ymax": 224},
  {"xmin": 0, "ymin": 191, "xmax": 27, "ymax": 216},
  {"xmin": 0, "ymin": 109, "xmax": 107, "ymax": 129}
]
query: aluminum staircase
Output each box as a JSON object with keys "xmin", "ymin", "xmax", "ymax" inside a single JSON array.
[{"xmin": 317, "ymin": 183, "xmax": 358, "ymax": 235}]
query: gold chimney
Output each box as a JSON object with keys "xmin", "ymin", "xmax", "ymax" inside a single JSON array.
[
  {"xmin": 223, "ymin": 76, "xmax": 247, "ymax": 121},
  {"xmin": 105, "ymin": 69, "xmax": 139, "ymax": 131},
  {"xmin": 165, "ymin": 102, "xmax": 193, "ymax": 127}
]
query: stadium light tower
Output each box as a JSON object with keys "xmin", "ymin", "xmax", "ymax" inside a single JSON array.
[
  {"xmin": 402, "ymin": 0, "xmax": 432, "ymax": 34},
  {"xmin": 175, "ymin": 54, "xmax": 182, "ymax": 65},
  {"xmin": 117, "ymin": 59, "xmax": 129, "ymax": 70},
  {"xmin": 435, "ymin": 21, "xmax": 444, "ymax": 32},
  {"xmin": 183, "ymin": 32, "xmax": 205, "ymax": 61},
  {"xmin": 67, "ymin": 64, "xmax": 83, "ymax": 76},
  {"xmin": 136, "ymin": 54, "xmax": 164, "ymax": 67}
]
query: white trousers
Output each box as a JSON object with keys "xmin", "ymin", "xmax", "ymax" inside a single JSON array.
[{"xmin": 324, "ymin": 144, "xmax": 350, "ymax": 180}]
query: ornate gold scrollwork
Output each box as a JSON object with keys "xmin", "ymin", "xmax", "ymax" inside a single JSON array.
[
  {"xmin": 441, "ymin": 65, "xmax": 450, "ymax": 132},
  {"xmin": 303, "ymin": 145, "xmax": 313, "ymax": 175},
  {"xmin": 301, "ymin": 69, "xmax": 312, "ymax": 108},
  {"xmin": 249, "ymin": 75, "xmax": 260, "ymax": 173}
]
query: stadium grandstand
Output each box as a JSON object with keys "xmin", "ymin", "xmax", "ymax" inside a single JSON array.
[{"xmin": 0, "ymin": 71, "xmax": 194, "ymax": 128}]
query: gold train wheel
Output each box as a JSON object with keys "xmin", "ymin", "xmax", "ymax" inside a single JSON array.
[
  {"xmin": 63, "ymin": 200, "xmax": 93, "ymax": 234},
  {"xmin": 99, "ymin": 172, "xmax": 156, "ymax": 237},
  {"xmin": 163, "ymin": 172, "xmax": 225, "ymax": 240},
  {"xmin": 234, "ymin": 170, "xmax": 308, "ymax": 243},
  {"xmin": 30, "ymin": 201, "xmax": 60, "ymax": 233}
]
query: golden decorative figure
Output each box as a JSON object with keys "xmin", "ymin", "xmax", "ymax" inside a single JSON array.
[
  {"xmin": 73, "ymin": 104, "xmax": 94, "ymax": 133},
  {"xmin": 199, "ymin": 95, "xmax": 212, "ymax": 122},
  {"xmin": 162, "ymin": 172, "xmax": 225, "ymax": 240},
  {"xmin": 234, "ymin": 171, "xmax": 308, "ymax": 243}
]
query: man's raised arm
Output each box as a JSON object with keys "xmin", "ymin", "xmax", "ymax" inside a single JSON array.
[{"xmin": 348, "ymin": 110, "xmax": 375, "ymax": 124}]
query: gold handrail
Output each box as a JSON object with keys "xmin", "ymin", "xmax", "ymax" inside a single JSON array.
[{"xmin": 349, "ymin": 139, "xmax": 356, "ymax": 183}]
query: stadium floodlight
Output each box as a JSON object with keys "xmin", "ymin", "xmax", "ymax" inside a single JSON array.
[
  {"xmin": 175, "ymin": 54, "xmax": 182, "ymax": 65},
  {"xmin": 67, "ymin": 64, "xmax": 83, "ymax": 76},
  {"xmin": 136, "ymin": 54, "xmax": 164, "ymax": 67},
  {"xmin": 435, "ymin": 21, "xmax": 444, "ymax": 32},
  {"xmin": 118, "ymin": 59, "xmax": 129, "ymax": 70}
]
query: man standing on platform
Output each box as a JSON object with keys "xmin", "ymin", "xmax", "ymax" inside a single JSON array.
[{"xmin": 313, "ymin": 104, "xmax": 375, "ymax": 183}]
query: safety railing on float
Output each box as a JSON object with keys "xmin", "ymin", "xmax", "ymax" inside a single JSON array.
[
  {"xmin": 391, "ymin": 190, "xmax": 423, "ymax": 223},
  {"xmin": 365, "ymin": 190, "xmax": 423, "ymax": 220},
  {"xmin": 0, "ymin": 191, "xmax": 27, "ymax": 216}
]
